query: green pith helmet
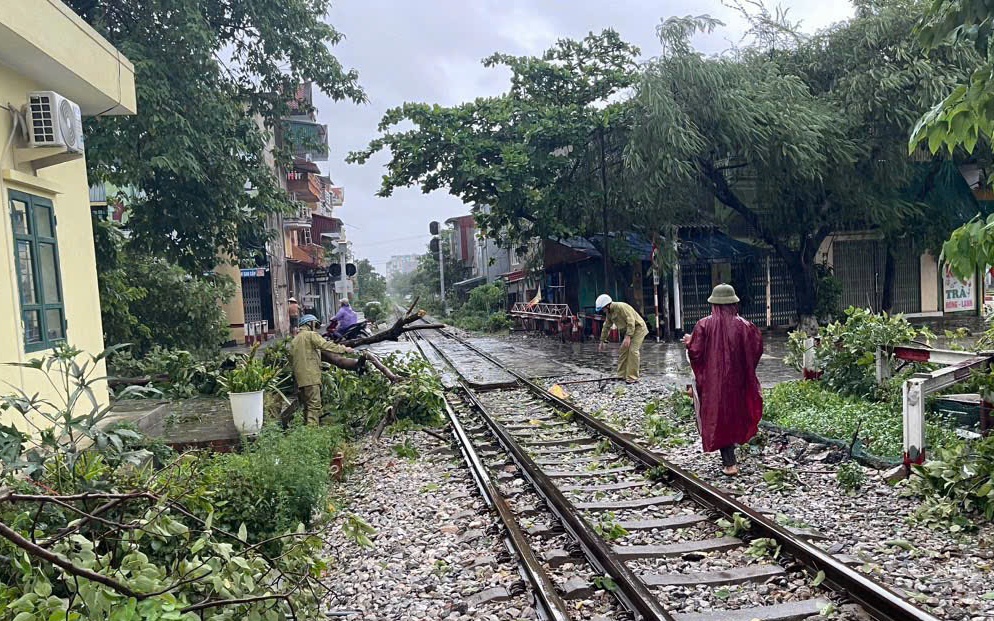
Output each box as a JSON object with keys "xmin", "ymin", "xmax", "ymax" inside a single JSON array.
[{"xmin": 707, "ymin": 283, "xmax": 739, "ymax": 305}]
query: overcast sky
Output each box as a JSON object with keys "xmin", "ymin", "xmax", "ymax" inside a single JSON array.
[{"xmin": 314, "ymin": 0, "xmax": 855, "ymax": 272}]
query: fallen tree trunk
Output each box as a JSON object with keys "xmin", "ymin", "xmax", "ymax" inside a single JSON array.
[{"xmin": 343, "ymin": 297, "xmax": 441, "ymax": 348}]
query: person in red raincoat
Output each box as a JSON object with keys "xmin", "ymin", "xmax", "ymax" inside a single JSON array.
[{"xmin": 683, "ymin": 284, "xmax": 763, "ymax": 476}]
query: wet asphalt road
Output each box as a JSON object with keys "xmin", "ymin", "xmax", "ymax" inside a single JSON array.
[{"xmin": 467, "ymin": 332, "xmax": 797, "ymax": 388}]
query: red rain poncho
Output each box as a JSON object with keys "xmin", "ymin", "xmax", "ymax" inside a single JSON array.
[{"xmin": 687, "ymin": 305, "xmax": 764, "ymax": 452}]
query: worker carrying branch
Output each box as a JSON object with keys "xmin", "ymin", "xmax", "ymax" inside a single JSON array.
[{"xmin": 596, "ymin": 294, "xmax": 649, "ymax": 384}]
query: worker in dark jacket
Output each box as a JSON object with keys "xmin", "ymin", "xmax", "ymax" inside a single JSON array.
[
  {"xmin": 596, "ymin": 294, "xmax": 649, "ymax": 384},
  {"xmin": 684, "ymin": 284, "xmax": 763, "ymax": 476}
]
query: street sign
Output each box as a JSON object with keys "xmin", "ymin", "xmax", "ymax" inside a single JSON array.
[{"xmin": 330, "ymin": 186, "xmax": 344, "ymax": 206}]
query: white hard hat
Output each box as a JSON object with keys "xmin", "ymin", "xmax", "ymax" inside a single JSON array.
[
  {"xmin": 595, "ymin": 294, "xmax": 612, "ymax": 312},
  {"xmin": 340, "ymin": 298, "xmax": 350, "ymax": 305}
]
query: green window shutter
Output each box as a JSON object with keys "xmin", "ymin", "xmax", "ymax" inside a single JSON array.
[{"xmin": 9, "ymin": 190, "xmax": 66, "ymax": 351}]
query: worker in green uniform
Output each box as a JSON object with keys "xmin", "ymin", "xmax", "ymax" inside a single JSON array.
[
  {"xmin": 596, "ymin": 294, "xmax": 649, "ymax": 384},
  {"xmin": 291, "ymin": 314, "xmax": 354, "ymax": 425}
]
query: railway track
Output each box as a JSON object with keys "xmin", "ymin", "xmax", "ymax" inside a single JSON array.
[{"xmin": 404, "ymin": 322, "xmax": 942, "ymax": 621}]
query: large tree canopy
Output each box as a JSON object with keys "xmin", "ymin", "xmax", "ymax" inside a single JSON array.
[
  {"xmin": 69, "ymin": 0, "xmax": 365, "ymax": 272},
  {"xmin": 349, "ymin": 31, "xmax": 641, "ymax": 248},
  {"xmin": 627, "ymin": 0, "xmax": 973, "ymax": 328}
]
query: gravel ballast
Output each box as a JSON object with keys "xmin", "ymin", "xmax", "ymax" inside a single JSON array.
[
  {"xmin": 323, "ymin": 430, "xmax": 536, "ymax": 621},
  {"xmin": 549, "ymin": 374, "xmax": 994, "ymax": 621}
]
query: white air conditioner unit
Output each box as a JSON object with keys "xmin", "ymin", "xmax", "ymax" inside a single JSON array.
[{"xmin": 26, "ymin": 91, "xmax": 84, "ymax": 153}]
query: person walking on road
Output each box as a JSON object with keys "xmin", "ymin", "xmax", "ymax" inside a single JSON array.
[
  {"xmin": 683, "ymin": 284, "xmax": 763, "ymax": 476},
  {"xmin": 596, "ymin": 294, "xmax": 649, "ymax": 384},
  {"xmin": 291, "ymin": 314, "xmax": 353, "ymax": 425}
]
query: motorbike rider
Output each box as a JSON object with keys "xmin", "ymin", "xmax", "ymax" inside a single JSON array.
[{"xmin": 331, "ymin": 299, "xmax": 358, "ymax": 339}]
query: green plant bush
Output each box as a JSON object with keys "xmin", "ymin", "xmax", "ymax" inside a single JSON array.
[
  {"xmin": 94, "ymin": 219, "xmax": 234, "ymax": 357},
  {"xmin": 764, "ymin": 380, "xmax": 957, "ymax": 459},
  {"xmin": 109, "ymin": 346, "xmax": 230, "ymax": 398},
  {"xmin": 784, "ymin": 307, "xmax": 934, "ymax": 400},
  {"xmin": 206, "ymin": 423, "xmax": 346, "ymax": 542},
  {"xmin": 909, "ymin": 435, "xmax": 994, "ymax": 531}
]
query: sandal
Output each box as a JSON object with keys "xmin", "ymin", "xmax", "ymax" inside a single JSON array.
[{"xmin": 722, "ymin": 465, "xmax": 739, "ymax": 477}]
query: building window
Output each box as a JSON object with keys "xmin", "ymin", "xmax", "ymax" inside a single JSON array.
[
  {"xmin": 302, "ymin": 227, "xmax": 312, "ymax": 245},
  {"xmin": 9, "ymin": 190, "xmax": 65, "ymax": 351}
]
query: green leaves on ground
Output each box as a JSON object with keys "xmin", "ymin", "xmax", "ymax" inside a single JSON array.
[
  {"xmin": 909, "ymin": 434, "xmax": 994, "ymax": 531},
  {"xmin": 837, "ymin": 461, "xmax": 867, "ymax": 495},
  {"xmin": 716, "ymin": 512, "xmax": 752, "ymax": 538},
  {"xmin": 342, "ymin": 513, "xmax": 377, "ymax": 549},
  {"xmin": 762, "ymin": 468, "xmax": 801, "ymax": 493}
]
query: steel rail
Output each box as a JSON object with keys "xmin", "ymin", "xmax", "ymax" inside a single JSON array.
[
  {"xmin": 437, "ymin": 329, "xmax": 942, "ymax": 621},
  {"xmin": 459, "ymin": 382, "xmax": 676, "ymax": 621},
  {"xmin": 408, "ymin": 333, "xmax": 571, "ymax": 621}
]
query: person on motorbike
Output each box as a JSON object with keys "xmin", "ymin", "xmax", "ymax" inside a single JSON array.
[{"xmin": 331, "ymin": 299, "xmax": 357, "ymax": 338}]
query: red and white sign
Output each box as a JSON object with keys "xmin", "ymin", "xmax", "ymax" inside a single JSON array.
[
  {"xmin": 330, "ymin": 186, "xmax": 344, "ymax": 207},
  {"xmin": 943, "ymin": 263, "xmax": 975, "ymax": 313}
]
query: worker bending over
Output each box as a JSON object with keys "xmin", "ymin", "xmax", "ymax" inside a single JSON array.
[
  {"xmin": 596, "ymin": 294, "xmax": 649, "ymax": 384},
  {"xmin": 291, "ymin": 314, "xmax": 354, "ymax": 425}
]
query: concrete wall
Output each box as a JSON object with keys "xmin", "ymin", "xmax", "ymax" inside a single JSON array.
[{"xmin": 0, "ymin": 3, "xmax": 135, "ymax": 427}]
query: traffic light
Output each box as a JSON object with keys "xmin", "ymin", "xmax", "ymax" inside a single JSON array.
[
  {"xmin": 429, "ymin": 221, "xmax": 440, "ymax": 236},
  {"xmin": 429, "ymin": 237, "xmax": 440, "ymax": 254},
  {"xmin": 329, "ymin": 264, "xmax": 341, "ymax": 278},
  {"xmin": 345, "ymin": 263, "xmax": 356, "ymax": 277}
]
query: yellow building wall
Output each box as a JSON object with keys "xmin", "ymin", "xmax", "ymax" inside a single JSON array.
[
  {"xmin": 217, "ymin": 261, "xmax": 246, "ymax": 344},
  {"xmin": 0, "ymin": 67, "xmax": 109, "ymax": 426}
]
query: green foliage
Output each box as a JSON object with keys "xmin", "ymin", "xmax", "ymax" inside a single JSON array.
[
  {"xmin": 629, "ymin": 3, "xmax": 974, "ymax": 322},
  {"xmin": 356, "ymin": 259, "xmax": 389, "ymax": 311},
  {"xmin": 95, "ymin": 220, "xmax": 234, "ymax": 356},
  {"xmin": 0, "ymin": 347, "xmax": 334, "ymax": 619},
  {"xmin": 913, "ymin": 0, "xmax": 991, "ymax": 154},
  {"xmin": 218, "ymin": 346, "xmax": 287, "ymax": 396},
  {"xmin": 450, "ymin": 281, "xmax": 512, "ymax": 333},
  {"xmin": 794, "ymin": 307, "xmax": 934, "ymax": 400},
  {"xmin": 342, "ymin": 514, "xmax": 377, "ymax": 549},
  {"xmin": 814, "ymin": 264, "xmax": 843, "ymax": 322},
  {"xmin": 746, "ymin": 537, "xmax": 782, "ymax": 561},
  {"xmin": 593, "ymin": 512, "xmax": 629, "ymax": 541},
  {"xmin": 909, "ymin": 435, "xmax": 994, "ymax": 531},
  {"xmin": 764, "ymin": 380, "xmax": 959, "ymax": 459},
  {"xmin": 0, "ymin": 343, "xmax": 150, "ymax": 481},
  {"xmin": 350, "ymin": 31, "xmax": 642, "ymax": 247},
  {"xmin": 108, "ymin": 346, "xmax": 228, "ymax": 399},
  {"xmin": 393, "ymin": 234, "xmax": 472, "ymax": 315},
  {"xmin": 836, "ymin": 461, "xmax": 867, "ymax": 494},
  {"xmin": 645, "ymin": 465, "xmax": 670, "ymax": 481},
  {"xmin": 206, "ymin": 423, "xmax": 347, "ymax": 542},
  {"xmin": 70, "ymin": 1, "xmax": 364, "ymax": 273},
  {"xmin": 717, "ymin": 512, "xmax": 752, "ymax": 538},
  {"xmin": 762, "ymin": 468, "xmax": 800, "ymax": 493},
  {"xmin": 320, "ymin": 353, "xmax": 444, "ymax": 432},
  {"xmin": 644, "ymin": 392, "xmax": 693, "ymax": 447},
  {"xmin": 364, "ymin": 301, "xmax": 386, "ymax": 324},
  {"xmin": 391, "ymin": 438, "xmax": 420, "ymax": 460}
]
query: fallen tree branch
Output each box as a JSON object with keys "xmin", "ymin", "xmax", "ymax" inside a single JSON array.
[
  {"xmin": 343, "ymin": 298, "xmax": 438, "ymax": 348},
  {"xmin": 0, "ymin": 519, "xmax": 142, "ymax": 598}
]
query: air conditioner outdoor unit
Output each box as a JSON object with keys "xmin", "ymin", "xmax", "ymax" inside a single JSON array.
[{"xmin": 26, "ymin": 91, "xmax": 84, "ymax": 154}]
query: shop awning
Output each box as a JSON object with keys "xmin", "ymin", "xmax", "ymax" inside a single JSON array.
[
  {"xmin": 501, "ymin": 270, "xmax": 526, "ymax": 283},
  {"xmin": 680, "ymin": 231, "xmax": 766, "ymax": 263},
  {"xmin": 453, "ymin": 275, "xmax": 487, "ymax": 289}
]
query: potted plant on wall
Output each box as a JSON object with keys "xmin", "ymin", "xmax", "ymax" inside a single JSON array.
[{"xmin": 219, "ymin": 350, "xmax": 285, "ymax": 435}]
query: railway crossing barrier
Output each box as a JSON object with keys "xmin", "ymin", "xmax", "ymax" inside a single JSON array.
[{"xmin": 878, "ymin": 346, "xmax": 994, "ymax": 468}]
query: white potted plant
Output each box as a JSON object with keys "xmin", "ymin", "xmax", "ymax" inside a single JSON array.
[{"xmin": 220, "ymin": 353, "xmax": 283, "ymax": 435}]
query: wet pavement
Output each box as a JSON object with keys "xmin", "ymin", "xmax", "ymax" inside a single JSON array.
[{"xmin": 468, "ymin": 332, "xmax": 797, "ymax": 387}]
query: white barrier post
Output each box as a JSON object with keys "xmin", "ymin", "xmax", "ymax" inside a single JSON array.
[{"xmin": 903, "ymin": 378, "xmax": 926, "ymax": 466}]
